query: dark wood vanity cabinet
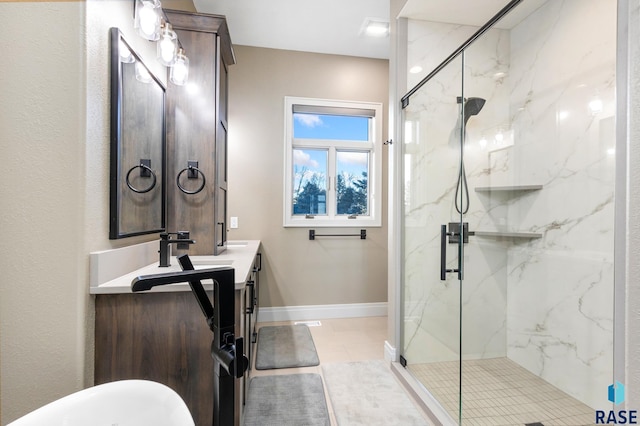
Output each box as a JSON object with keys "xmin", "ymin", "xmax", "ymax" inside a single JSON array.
[
  {"xmin": 242, "ymin": 253, "xmax": 261, "ymax": 402},
  {"xmin": 94, "ymin": 253, "xmax": 261, "ymax": 426},
  {"xmin": 94, "ymin": 291, "xmax": 220, "ymax": 425},
  {"xmin": 165, "ymin": 10, "xmax": 234, "ymax": 256}
]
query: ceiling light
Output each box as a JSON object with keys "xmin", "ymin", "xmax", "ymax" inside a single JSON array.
[
  {"xmin": 361, "ymin": 18, "xmax": 389, "ymax": 37},
  {"xmin": 409, "ymin": 65, "xmax": 423, "ymax": 74}
]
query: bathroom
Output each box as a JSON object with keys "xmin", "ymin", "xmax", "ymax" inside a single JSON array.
[{"xmin": 1, "ymin": 0, "xmax": 640, "ymax": 425}]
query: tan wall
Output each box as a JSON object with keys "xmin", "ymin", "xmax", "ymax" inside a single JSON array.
[
  {"xmin": 227, "ymin": 45, "xmax": 389, "ymax": 308},
  {"xmin": 0, "ymin": 0, "xmax": 193, "ymax": 423},
  {"xmin": 0, "ymin": 3, "xmax": 88, "ymax": 424}
]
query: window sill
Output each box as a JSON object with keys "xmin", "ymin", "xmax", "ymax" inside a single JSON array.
[{"xmin": 283, "ymin": 217, "xmax": 381, "ymax": 228}]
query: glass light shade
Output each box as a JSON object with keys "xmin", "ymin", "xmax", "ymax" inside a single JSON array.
[
  {"xmin": 157, "ymin": 23, "xmax": 177, "ymax": 66},
  {"xmin": 170, "ymin": 49, "xmax": 189, "ymax": 85},
  {"xmin": 118, "ymin": 40, "xmax": 135, "ymax": 64},
  {"xmin": 135, "ymin": 62, "xmax": 153, "ymax": 83},
  {"xmin": 135, "ymin": 0, "xmax": 161, "ymax": 41}
]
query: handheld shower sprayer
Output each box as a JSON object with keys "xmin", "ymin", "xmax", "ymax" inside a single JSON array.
[
  {"xmin": 463, "ymin": 97, "xmax": 486, "ymax": 126},
  {"xmin": 455, "ymin": 96, "xmax": 486, "ymax": 214}
]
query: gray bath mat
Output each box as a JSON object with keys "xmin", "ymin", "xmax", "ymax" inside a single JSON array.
[
  {"xmin": 322, "ymin": 360, "xmax": 430, "ymax": 425},
  {"xmin": 255, "ymin": 325, "xmax": 320, "ymax": 369},
  {"xmin": 243, "ymin": 373, "xmax": 330, "ymax": 426}
]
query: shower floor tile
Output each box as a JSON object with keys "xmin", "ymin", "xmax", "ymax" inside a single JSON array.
[{"xmin": 409, "ymin": 357, "xmax": 596, "ymax": 425}]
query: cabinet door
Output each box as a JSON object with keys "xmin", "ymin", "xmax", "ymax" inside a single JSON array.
[
  {"xmin": 214, "ymin": 120, "xmax": 228, "ymax": 252},
  {"xmin": 166, "ymin": 28, "xmax": 217, "ymax": 254},
  {"xmin": 95, "ymin": 293, "xmax": 215, "ymax": 426},
  {"xmin": 214, "ymin": 51, "xmax": 228, "ymax": 254}
]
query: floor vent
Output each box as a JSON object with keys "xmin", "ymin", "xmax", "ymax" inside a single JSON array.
[{"xmin": 294, "ymin": 320, "xmax": 322, "ymax": 327}]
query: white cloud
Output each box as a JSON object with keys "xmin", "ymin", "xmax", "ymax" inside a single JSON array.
[
  {"xmin": 293, "ymin": 150, "xmax": 319, "ymax": 168},
  {"xmin": 338, "ymin": 151, "xmax": 368, "ymax": 166},
  {"xmin": 294, "ymin": 114, "xmax": 323, "ymax": 127}
]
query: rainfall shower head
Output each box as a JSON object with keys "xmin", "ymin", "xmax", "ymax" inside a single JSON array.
[{"xmin": 463, "ymin": 97, "xmax": 486, "ymax": 125}]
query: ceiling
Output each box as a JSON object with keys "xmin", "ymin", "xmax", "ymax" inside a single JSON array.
[
  {"xmin": 193, "ymin": 0, "xmax": 390, "ymax": 59},
  {"xmin": 192, "ymin": 0, "xmax": 546, "ymax": 60}
]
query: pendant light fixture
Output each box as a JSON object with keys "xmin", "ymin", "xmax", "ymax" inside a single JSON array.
[
  {"xmin": 132, "ymin": 0, "xmax": 189, "ymax": 86},
  {"xmin": 170, "ymin": 48, "xmax": 190, "ymax": 86},
  {"xmin": 134, "ymin": 0, "xmax": 161, "ymax": 41},
  {"xmin": 157, "ymin": 22, "xmax": 177, "ymax": 66}
]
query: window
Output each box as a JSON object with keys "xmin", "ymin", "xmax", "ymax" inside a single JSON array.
[{"xmin": 284, "ymin": 97, "xmax": 382, "ymax": 227}]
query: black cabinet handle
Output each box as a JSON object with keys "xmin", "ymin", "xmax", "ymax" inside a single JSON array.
[
  {"xmin": 217, "ymin": 222, "xmax": 225, "ymax": 247},
  {"xmin": 441, "ymin": 225, "xmax": 447, "ymax": 280},
  {"xmin": 245, "ymin": 281, "xmax": 255, "ymax": 314},
  {"xmin": 253, "ymin": 252, "xmax": 262, "ymax": 272}
]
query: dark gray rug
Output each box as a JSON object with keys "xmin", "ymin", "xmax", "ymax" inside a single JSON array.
[
  {"xmin": 255, "ymin": 325, "xmax": 320, "ymax": 370},
  {"xmin": 243, "ymin": 374, "xmax": 330, "ymax": 426}
]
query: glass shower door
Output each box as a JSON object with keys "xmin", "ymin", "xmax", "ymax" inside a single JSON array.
[
  {"xmin": 401, "ymin": 55, "xmax": 465, "ymax": 422},
  {"xmin": 401, "ymin": 1, "xmax": 616, "ymax": 424}
]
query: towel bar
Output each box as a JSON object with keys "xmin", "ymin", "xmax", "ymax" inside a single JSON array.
[{"xmin": 308, "ymin": 229, "xmax": 366, "ymax": 240}]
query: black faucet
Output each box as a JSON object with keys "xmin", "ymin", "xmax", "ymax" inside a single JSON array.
[{"xmin": 159, "ymin": 232, "xmax": 196, "ymax": 267}]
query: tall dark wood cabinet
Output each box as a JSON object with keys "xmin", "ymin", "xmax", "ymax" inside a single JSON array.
[{"xmin": 165, "ymin": 10, "xmax": 234, "ymax": 255}]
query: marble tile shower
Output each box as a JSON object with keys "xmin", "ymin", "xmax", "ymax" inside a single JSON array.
[{"xmin": 401, "ymin": 0, "xmax": 616, "ymax": 423}]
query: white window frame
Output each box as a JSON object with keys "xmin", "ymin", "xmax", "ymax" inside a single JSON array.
[{"xmin": 283, "ymin": 96, "xmax": 383, "ymax": 227}]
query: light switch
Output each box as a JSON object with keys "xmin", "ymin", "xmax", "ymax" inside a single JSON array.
[{"xmin": 230, "ymin": 216, "xmax": 238, "ymax": 229}]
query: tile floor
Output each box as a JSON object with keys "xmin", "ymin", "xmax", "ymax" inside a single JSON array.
[
  {"xmin": 251, "ymin": 317, "xmax": 598, "ymax": 426},
  {"xmin": 250, "ymin": 316, "xmax": 418, "ymax": 425},
  {"xmin": 409, "ymin": 358, "xmax": 596, "ymax": 426}
]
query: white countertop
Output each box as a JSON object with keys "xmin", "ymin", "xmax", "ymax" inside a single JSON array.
[{"xmin": 90, "ymin": 240, "xmax": 261, "ymax": 294}]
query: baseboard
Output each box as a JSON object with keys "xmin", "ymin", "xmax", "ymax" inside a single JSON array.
[
  {"xmin": 384, "ymin": 340, "xmax": 397, "ymax": 362},
  {"xmin": 257, "ymin": 302, "xmax": 387, "ymax": 323}
]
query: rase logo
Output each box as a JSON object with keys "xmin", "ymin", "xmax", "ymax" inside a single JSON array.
[{"xmin": 596, "ymin": 381, "xmax": 637, "ymax": 424}]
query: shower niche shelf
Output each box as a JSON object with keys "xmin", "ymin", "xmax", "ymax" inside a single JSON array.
[
  {"xmin": 472, "ymin": 185, "xmax": 543, "ymax": 240},
  {"xmin": 474, "ymin": 230, "xmax": 542, "ymax": 239},
  {"xmin": 475, "ymin": 184, "xmax": 543, "ymax": 193}
]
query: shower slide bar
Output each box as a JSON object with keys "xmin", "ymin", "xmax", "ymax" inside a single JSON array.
[{"xmin": 308, "ymin": 229, "xmax": 367, "ymax": 240}]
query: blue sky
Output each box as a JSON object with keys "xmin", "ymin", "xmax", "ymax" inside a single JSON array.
[
  {"xmin": 293, "ymin": 113, "xmax": 370, "ymax": 182},
  {"xmin": 293, "ymin": 113, "xmax": 368, "ymax": 141}
]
